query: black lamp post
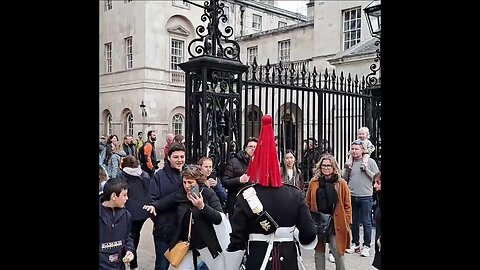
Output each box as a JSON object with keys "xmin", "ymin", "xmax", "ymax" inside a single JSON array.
[
  {"xmin": 140, "ymin": 100, "xmax": 147, "ymax": 117},
  {"xmin": 364, "ymin": 0, "xmax": 381, "ymax": 168},
  {"xmin": 364, "ymin": 0, "xmax": 381, "ymax": 87}
]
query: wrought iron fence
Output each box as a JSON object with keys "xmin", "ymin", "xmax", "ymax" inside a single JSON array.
[{"xmin": 241, "ymin": 57, "xmax": 380, "ymax": 169}]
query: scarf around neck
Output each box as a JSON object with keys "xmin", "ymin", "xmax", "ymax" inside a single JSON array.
[{"xmin": 319, "ymin": 174, "xmax": 339, "ymax": 210}]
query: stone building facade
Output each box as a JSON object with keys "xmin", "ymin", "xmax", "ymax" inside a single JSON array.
[{"xmin": 99, "ymin": 0, "xmax": 378, "ymax": 159}]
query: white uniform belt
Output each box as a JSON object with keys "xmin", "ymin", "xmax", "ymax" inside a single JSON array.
[
  {"xmin": 248, "ymin": 226, "xmax": 295, "ymax": 242},
  {"xmin": 248, "ymin": 226, "xmax": 296, "ymax": 270}
]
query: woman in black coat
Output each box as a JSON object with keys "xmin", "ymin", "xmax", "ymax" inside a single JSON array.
[{"xmin": 144, "ymin": 164, "xmax": 225, "ymax": 270}]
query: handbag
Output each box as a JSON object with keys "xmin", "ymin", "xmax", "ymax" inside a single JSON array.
[
  {"xmin": 164, "ymin": 211, "xmax": 193, "ymax": 268},
  {"xmin": 310, "ymin": 204, "xmax": 335, "ymax": 239}
]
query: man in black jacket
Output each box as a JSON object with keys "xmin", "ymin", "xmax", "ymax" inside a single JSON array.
[
  {"xmin": 222, "ymin": 136, "xmax": 257, "ymax": 220},
  {"xmin": 300, "ymin": 138, "xmax": 322, "ymax": 185},
  {"xmin": 148, "ymin": 142, "xmax": 186, "ymax": 270}
]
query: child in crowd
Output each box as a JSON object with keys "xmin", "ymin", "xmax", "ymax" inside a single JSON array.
[
  {"xmin": 345, "ymin": 127, "xmax": 375, "ymax": 171},
  {"xmin": 99, "ymin": 177, "xmax": 135, "ymax": 270}
]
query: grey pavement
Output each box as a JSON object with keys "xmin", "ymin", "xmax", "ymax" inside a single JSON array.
[{"xmin": 134, "ymin": 219, "xmax": 376, "ymax": 270}]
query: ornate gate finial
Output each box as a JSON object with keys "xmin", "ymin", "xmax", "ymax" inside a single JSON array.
[{"xmin": 183, "ymin": 0, "xmax": 241, "ymax": 60}]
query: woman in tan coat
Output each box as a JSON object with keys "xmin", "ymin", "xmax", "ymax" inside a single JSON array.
[{"xmin": 305, "ymin": 154, "xmax": 352, "ymax": 270}]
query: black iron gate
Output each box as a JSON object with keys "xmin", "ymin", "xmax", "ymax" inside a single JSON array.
[
  {"xmin": 180, "ymin": 0, "xmax": 381, "ymax": 178},
  {"xmin": 241, "ymin": 58, "xmax": 379, "ymax": 170}
]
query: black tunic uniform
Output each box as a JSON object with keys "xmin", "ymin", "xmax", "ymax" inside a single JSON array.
[{"xmin": 227, "ymin": 183, "xmax": 317, "ymax": 270}]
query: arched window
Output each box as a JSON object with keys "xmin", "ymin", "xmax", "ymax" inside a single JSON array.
[
  {"xmin": 172, "ymin": 114, "xmax": 184, "ymax": 135},
  {"xmin": 106, "ymin": 113, "xmax": 113, "ymax": 136},
  {"xmin": 125, "ymin": 113, "xmax": 134, "ymax": 135}
]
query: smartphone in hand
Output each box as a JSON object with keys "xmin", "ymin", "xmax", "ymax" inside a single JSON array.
[{"xmin": 191, "ymin": 184, "xmax": 200, "ymax": 197}]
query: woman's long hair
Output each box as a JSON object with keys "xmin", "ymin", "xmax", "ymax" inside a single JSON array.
[{"xmin": 281, "ymin": 149, "xmax": 301, "ymax": 176}]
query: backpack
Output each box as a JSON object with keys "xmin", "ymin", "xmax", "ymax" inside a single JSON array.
[
  {"xmin": 138, "ymin": 141, "xmax": 152, "ymax": 167},
  {"xmin": 138, "ymin": 143, "xmax": 147, "ymax": 166}
]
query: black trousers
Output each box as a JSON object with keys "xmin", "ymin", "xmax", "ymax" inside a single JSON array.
[{"xmin": 129, "ymin": 218, "xmax": 147, "ymax": 268}]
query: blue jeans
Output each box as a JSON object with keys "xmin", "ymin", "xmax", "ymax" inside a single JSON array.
[
  {"xmin": 351, "ymin": 195, "xmax": 373, "ymax": 247},
  {"xmin": 154, "ymin": 237, "xmax": 170, "ymax": 270}
]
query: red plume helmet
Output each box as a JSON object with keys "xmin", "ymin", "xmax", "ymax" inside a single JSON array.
[{"xmin": 246, "ymin": 114, "xmax": 283, "ymax": 187}]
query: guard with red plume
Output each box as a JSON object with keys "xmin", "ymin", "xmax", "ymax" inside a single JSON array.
[
  {"xmin": 246, "ymin": 114, "xmax": 283, "ymax": 187},
  {"xmin": 225, "ymin": 114, "xmax": 318, "ymax": 270}
]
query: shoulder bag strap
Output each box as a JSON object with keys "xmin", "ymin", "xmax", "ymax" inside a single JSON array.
[{"xmin": 187, "ymin": 211, "xmax": 193, "ymax": 242}]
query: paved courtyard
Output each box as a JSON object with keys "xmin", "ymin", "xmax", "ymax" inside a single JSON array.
[{"xmin": 133, "ymin": 219, "xmax": 377, "ymax": 270}]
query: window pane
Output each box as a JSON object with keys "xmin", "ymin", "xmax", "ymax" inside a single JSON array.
[
  {"xmin": 107, "ymin": 114, "xmax": 113, "ymax": 135},
  {"xmin": 105, "ymin": 43, "xmax": 112, "ymax": 73},
  {"xmin": 172, "ymin": 114, "xmax": 184, "ymax": 135},
  {"xmin": 171, "ymin": 39, "xmax": 184, "ymax": 70},
  {"xmin": 343, "ymin": 7, "xmax": 361, "ymax": 49},
  {"xmin": 125, "ymin": 37, "xmax": 133, "ymax": 69},
  {"xmin": 247, "ymin": 46, "xmax": 258, "ymax": 65},
  {"xmin": 278, "ymin": 40, "xmax": 290, "ymax": 62},
  {"xmin": 127, "ymin": 114, "xmax": 134, "ymax": 135}
]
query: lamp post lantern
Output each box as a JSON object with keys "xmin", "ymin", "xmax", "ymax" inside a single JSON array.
[
  {"xmin": 364, "ymin": 0, "xmax": 381, "ymax": 38},
  {"xmin": 364, "ymin": 0, "xmax": 381, "ymax": 87}
]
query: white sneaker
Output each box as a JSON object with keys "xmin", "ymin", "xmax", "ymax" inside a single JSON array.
[
  {"xmin": 328, "ymin": 253, "xmax": 335, "ymax": 263},
  {"xmin": 346, "ymin": 243, "xmax": 360, "ymax": 254},
  {"xmin": 361, "ymin": 246, "xmax": 370, "ymax": 257}
]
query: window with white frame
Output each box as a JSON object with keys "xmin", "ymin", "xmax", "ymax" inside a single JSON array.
[
  {"xmin": 172, "ymin": 0, "xmax": 189, "ymax": 9},
  {"xmin": 252, "ymin": 14, "xmax": 262, "ymax": 31},
  {"xmin": 105, "ymin": 0, "xmax": 112, "ymax": 11},
  {"xmin": 343, "ymin": 7, "xmax": 361, "ymax": 50},
  {"xmin": 105, "ymin": 43, "xmax": 112, "ymax": 73},
  {"xmin": 278, "ymin": 40, "xmax": 290, "ymax": 62},
  {"xmin": 106, "ymin": 113, "xmax": 113, "ymax": 136},
  {"xmin": 278, "ymin": 21, "xmax": 287, "ymax": 28},
  {"xmin": 171, "ymin": 39, "xmax": 184, "ymax": 71},
  {"xmin": 125, "ymin": 113, "xmax": 134, "ymax": 136},
  {"xmin": 247, "ymin": 46, "xmax": 258, "ymax": 65},
  {"xmin": 172, "ymin": 114, "xmax": 184, "ymax": 135},
  {"xmin": 125, "ymin": 37, "xmax": 133, "ymax": 69}
]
